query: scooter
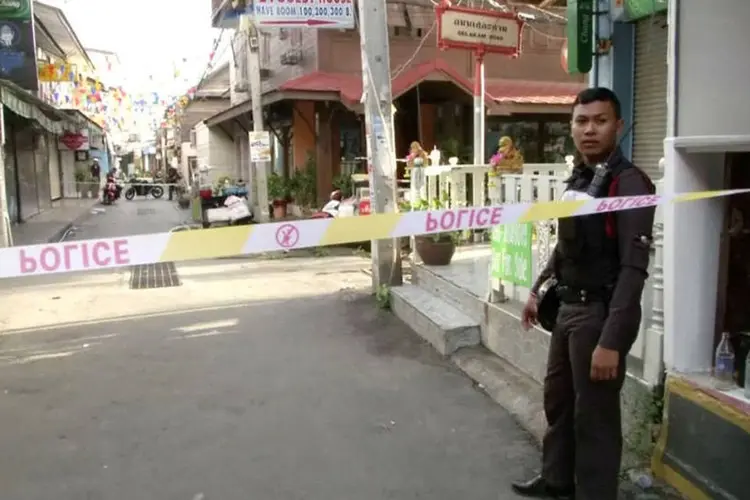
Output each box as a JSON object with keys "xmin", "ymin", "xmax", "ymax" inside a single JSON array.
[{"xmin": 102, "ymin": 177, "xmax": 122, "ymax": 205}]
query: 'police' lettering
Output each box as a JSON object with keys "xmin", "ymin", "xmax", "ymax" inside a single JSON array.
[
  {"xmin": 596, "ymin": 195, "xmax": 660, "ymax": 213},
  {"xmin": 19, "ymin": 239, "xmax": 131, "ymax": 274},
  {"xmin": 425, "ymin": 207, "xmax": 503, "ymax": 232}
]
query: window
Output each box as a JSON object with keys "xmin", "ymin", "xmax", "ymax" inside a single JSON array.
[{"xmin": 542, "ymin": 121, "xmax": 575, "ymax": 163}]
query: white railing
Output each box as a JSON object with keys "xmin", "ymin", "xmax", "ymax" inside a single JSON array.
[{"xmin": 411, "ymin": 160, "xmax": 665, "ymax": 387}]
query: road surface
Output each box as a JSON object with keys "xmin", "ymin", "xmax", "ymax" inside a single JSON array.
[{"xmin": 0, "ymin": 255, "xmax": 540, "ymax": 500}]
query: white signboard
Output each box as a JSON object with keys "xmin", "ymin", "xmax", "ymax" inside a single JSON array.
[
  {"xmin": 250, "ymin": 0, "xmax": 355, "ymax": 28},
  {"xmin": 438, "ymin": 9, "xmax": 521, "ymax": 54},
  {"xmin": 249, "ymin": 131, "xmax": 272, "ymax": 162}
]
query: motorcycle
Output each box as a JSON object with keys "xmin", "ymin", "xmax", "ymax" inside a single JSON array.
[
  {"xmin": 102, "ymin": 176, "xmax": 122, "ymax": 205},
  {"xmin": 124, "ymin": 177, "xmax": 164, "ymax": 200}
]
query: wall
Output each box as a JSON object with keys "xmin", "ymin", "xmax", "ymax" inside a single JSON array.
[
  {"xmin": 292, "ymin": 101, "xmax": 315, "ymax": 171},
  {"xmin": 317, "ymin": 23, "xmax": 580, "ymax": 83},
  {"xmin": 674, "ymin": 0, "xmax": 750, "ymax": 138},
  {"xmin": 60, "ymin": 150, "xmax": 76, "ymax": 198},
  {"xmin": 194, "ymin": 121, "xmax": 235, "ymax": 181}
]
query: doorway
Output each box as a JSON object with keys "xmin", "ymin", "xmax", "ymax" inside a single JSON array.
[{"xmin": 717, "ymin": 152, "xmax": 750, "ymax": 386}]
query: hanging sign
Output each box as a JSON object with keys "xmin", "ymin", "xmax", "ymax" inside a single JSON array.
[
  {"xmin": 58, "ymin": 130, "xmax": 90, "ymax": 151},
  {"xmin": 566, "ymin": 0, "xmax": 594, "ymax": 74},
  {"xmin": 250, "ymin": 0, "xmax": 355, "ymax": 28},
  {"xmin": 436, "ymin": 3, "xmax": 523, "ymax": 55}
]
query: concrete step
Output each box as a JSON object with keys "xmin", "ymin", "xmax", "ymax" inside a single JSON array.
[
  {"xmin": 390, "ymin": 283, "xmax": 480, "ymax": 356},
  {"xmin": 411, "ymin": 265, "xmax": 485, "ymax": 324},
  {"xmin": 451, "ymin": 346, "xmax": 546, "ymax": 443}
]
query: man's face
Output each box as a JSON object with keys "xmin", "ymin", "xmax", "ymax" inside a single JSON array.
[{"xmin": 571, "ymin": 100, "xmax": 623, "ymax": 160}]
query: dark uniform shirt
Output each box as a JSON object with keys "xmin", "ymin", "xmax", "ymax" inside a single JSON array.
[{"xmin": 531, "ymin": 153, "xmax": 656, "ymax": 353}]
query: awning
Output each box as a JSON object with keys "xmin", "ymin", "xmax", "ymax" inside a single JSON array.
[
  {"xmin": 0, "ymin": 80, "xmax": 73, "ymax": 134},
  {"xmin": 486, "ymin": 80, "xmax": 586, "ymax": 105},
  {"xmin": 60, "ymin": 109, "xmax": 105, "ymax": 137},
  {"xmin": 34, "ymin": 2, "xmax": 94, "ymax": 68},
  {"xmin": 275, "ymin": 58, "xmax": 494, "ymax": 109}
]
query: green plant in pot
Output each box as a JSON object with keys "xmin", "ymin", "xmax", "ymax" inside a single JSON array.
[
  {"xmin": 268, "ymin": 172, "xmax": 291, "ymax": 219},
  {"xmin": 400, "ymin": 197, "xmax": 462, "ymax": 266},
  {"xmin": 74, "ymin": 167, "xmax": 91, "ymax": 198}
]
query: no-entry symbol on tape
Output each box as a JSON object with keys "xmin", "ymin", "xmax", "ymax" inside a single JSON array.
[{"xmin": 275, "ymin": 224, "xmax": 299, "ymax": 248}]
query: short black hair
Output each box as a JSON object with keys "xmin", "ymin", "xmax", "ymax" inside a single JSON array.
[{"xmin": 573, "ymin": 87, "xmax": 622, "ymax": 119}]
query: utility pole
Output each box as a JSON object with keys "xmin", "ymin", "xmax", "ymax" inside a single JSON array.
[
  {"xmin": 0, "ymin": 105, "xmax": 10, "ymax": 248},
  {"xmin": 359, "ymin": 0, "xmax": 402, "ymax": 289},
  {"xmin": 240, "ymin": 12, "xmax": 270, "ymax": 222}
]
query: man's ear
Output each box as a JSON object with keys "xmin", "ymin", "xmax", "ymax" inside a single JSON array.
[{"xmin": 616, "ymin": 118, "xmax": 625, "ymax": 137}]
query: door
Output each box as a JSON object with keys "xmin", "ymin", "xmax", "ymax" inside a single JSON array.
[
  {"xmin": 48, "ymin": 133, "xmax": 62, "ymax": 200},
  {"xmin": 632, "ymin": 16, "xmax": 668, "ymax": 180}
]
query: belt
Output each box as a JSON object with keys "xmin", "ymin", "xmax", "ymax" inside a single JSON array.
[{"xmin": 556, "ymin": 285, "xmax": 612, "ymax": 304}]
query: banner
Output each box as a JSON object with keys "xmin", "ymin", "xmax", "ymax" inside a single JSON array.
[
  {"xmin": 0, "ymin": 0, "xmax": 38, "ymax": 91},
  {"xmin": 491, "ymin": 222, "xmax": 533, "ymax": 287}
]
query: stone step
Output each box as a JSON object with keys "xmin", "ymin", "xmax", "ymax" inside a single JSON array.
[
  {"xmin": 410, "ymin": 265, "xmax": 485, "ymax": 324},
  {"xmin": 390, "ymin": 283, "xmax": 480, "ymax": 356}
]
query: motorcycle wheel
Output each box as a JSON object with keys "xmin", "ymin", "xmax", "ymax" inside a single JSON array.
[
  {"xmin": 151, "ymin": 186, "xmax": 165, "ymax": 199},
  {"xmin": 125, "ymin": 187, "xmax": 136, "ymax": 200}
]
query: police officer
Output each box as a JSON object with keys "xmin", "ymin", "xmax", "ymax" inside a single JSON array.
[{"xmin": 512, "ymin": 88, "xmax": 656, "ymax": 500}]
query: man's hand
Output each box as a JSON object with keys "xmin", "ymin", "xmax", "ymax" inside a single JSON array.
[
  {"xmin": 590, "ymin": 346, "xmax": 619, "ymax": 381},
  {"xmin": 521, "ymin": 294, "xmax": 538, "ymax": 331}
]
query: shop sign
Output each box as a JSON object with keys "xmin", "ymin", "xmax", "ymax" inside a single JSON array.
[
  {"xmin": 436, "ymin": 3, "xmax": 523, "ymax": 55},
  {"xmin": 58, "ymin": 130, "xmax": 89, "ymax": 151},
  {"xmin": 566, "ymin": 0, "xmax": 593, "ymax": 74},
  {"xmin": 626, "ymin": 0, "xmax": 667, "ymax": 21}
]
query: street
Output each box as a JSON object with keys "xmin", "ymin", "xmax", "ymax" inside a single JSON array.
[
  {"xmin": 63, "ymin": 197, "xmax": 190, "ymax": 241},
  {"xmin": 0, "ymin": 209, "xmax": 541, "ymax": 500}
]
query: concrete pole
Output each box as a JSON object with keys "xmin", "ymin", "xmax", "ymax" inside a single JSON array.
[
  {"xmin": 242, "ymin": 14, "xmax": 270, "ymax": 221},
  {"xmin": 0, "ymin": 105, "xmax": 10, "ymax": 248},
  {"xmin": 358, "ymin": 0, "xmax": 402, "ymax": 289}
]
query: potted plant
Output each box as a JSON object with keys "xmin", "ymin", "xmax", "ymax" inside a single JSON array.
[
  {"xmin": 400, "ymin": 198, "xmax": 462, "ymax": 266},
  {"xmin": 268, "ymin": 172, "xmax": 290, "ymax": 219},
  {"xmin": 74, "ymin": 167, "xmax": 89, "ymax": 198},
  {"xmin": 289, "ymin": 153, "xmax": 317, "ymax": 210}
]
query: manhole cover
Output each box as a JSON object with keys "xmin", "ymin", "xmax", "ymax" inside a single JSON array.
[
  {"xmin": 137, "ymin": 208, "xmax": 156, "ymax": 216},
  {"xmin": 129, "ymin": 262, "xmax": 181, "ymax": 290}
]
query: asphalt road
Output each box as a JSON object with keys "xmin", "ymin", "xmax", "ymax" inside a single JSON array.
[{"xmin": 0, "ymin": 256, "xmax": 540, "ymax": 500}]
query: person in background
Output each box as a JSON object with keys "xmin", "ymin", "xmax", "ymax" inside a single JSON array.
[
  {"xmin": 512, "ymin": 88, "xmax": 656, "ymax": 500},
  {"xmin": 90, "ymin": 158, "xmax": 101, "ymax": 182},
  {"xmin": 166, "ymin": 166, "xmax": 181, "ymax": 201}
]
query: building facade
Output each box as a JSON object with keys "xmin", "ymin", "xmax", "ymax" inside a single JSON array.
[
  {"xmin": 204, "ymin": 0, "xmax": 586, "ymax": 207},
  {"xmin": 593, "ymin": 1, "xmax": 749, "ymax": 498}
]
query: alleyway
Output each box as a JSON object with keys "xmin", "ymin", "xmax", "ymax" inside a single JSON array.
[{"xmin": 0, "ymin": 256, "xmax": 539, "ymax": 500}]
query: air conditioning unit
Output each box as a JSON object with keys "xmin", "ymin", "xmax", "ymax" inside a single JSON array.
[{"xmin": 280, "ymin": 49, "xmax": 301, "ymax": 66}]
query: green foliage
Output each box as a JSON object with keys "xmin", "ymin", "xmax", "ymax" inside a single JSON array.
[
  {"xmin": 375, "ymin": 284, "xmax": 391, "ymax": 310},
  {"xmin": 332, "ymin": 173, "xmax": 353, "ymax": 198},
  {"xmin": 289, "ymin": 152, "xmax": 317, "ymax": 207},
  {"xmin": 267, "ymin": 172, "xmax": 290, "ymax": 202}
]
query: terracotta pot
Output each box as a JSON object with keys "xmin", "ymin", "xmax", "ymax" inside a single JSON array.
[
  {"xmin": 415, "ymin": 235, "xmax": 455, "ymax": 266},
  {"xmin": 273, "ymin": 203, "xmax": 287, "ymax": 219}
]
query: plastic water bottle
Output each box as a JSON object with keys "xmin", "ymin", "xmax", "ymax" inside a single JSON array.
[{"xmin": 714, "ymin": 332, "xmax": 735, "ymax": 388}]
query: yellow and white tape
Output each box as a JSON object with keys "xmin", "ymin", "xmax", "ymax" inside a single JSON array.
[{"xmin": 0, "ymin": 189, "xmax": 746, "ymax": 279}]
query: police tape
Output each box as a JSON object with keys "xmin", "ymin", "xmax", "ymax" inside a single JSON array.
[{"xmin": 0, "ymin": 188, "xmax": 747, "ymax": 279}]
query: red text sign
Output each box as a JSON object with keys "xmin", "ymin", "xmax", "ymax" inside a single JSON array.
[
  {"xmin": 425, "ymin": 207, "xmax": 503, "ymax": 232},
  {"xmin": 596, "ymin": 195, "xmax": 661, "ymax": 213},
  {"xmin": 19, "ymin": 239, "xmax": 130, "ymax": 274},
  {"xmin": 358, "ymin": 199, "xmax": 371, "ymax": 215}
]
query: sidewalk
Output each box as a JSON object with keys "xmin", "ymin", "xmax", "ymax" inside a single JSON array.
[{"xmin": 11, "ymin": 199, "xmax": 99, "ymax": 247}]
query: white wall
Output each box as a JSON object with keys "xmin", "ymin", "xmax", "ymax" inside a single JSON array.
[
  {"xmin": 674, "ymin": 0, "xmax": 750, "ymax": 137},
  {"xmin": 60, "ymin": 150, "xmax": 76, "ymax": 198},
  {"xmin": 193, "ymin": 122, "xmax": 235, "ymax": 182}
]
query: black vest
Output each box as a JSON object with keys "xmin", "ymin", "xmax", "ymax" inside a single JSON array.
[{"xmin": 555, "ymin": 156, "xmax": 631, "ymax": 291}]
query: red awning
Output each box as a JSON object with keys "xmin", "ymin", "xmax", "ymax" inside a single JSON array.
[
  {"xmin": 278, "ymin": 58, "xmax": 494, "ymax": 107},
  {"xmin": 486, "ymin": 80, "xmax": 586, "ymax": 105},
  {"xmin": 278, "ymin": 59, "xmax": 584, "ymax": 108}
]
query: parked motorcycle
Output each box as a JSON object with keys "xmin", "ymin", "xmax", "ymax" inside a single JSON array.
[{"xmin": 124, "ymin": 177, "xmax": 164, "ymax": 200}]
